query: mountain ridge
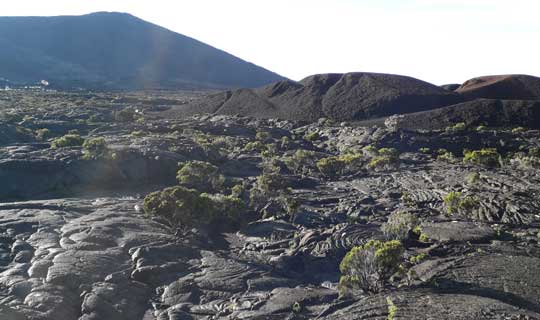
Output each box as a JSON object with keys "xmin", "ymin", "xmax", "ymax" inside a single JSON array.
[{"xmin": 0, "ymin": 12, "xmax": 286, "ymax": 89}]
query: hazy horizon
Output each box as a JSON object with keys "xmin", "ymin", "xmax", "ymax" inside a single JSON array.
[{"xmin": 2, "ymin": 0, "xmax": 539, "ymax": 85}]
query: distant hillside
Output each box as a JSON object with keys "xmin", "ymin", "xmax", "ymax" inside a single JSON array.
[
  {"xmin": 456, "ymin": 74, "xmax": 540, "ymax": 100},
  {"xmin": 167, "ymin": 72, "xmax": 463, "ymax": 121},
  {"xmin": 0, "ymin": 12, "xmax": 285, "ymax": 89}
]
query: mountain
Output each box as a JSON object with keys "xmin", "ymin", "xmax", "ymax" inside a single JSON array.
[
  {"xmin": 393, "ymin": 99, "xmax": 540, "ymax": 131},
  {"xmin": 167, "ymin": 72, "xmax": 463, "ymax": 121},
  {"xmin": 0, "ymin": 12, "xmax": 285, "ymax": 89},
  {"xmin": 456, "ymin": 74, "xmax": 540, "ymax": 100}
]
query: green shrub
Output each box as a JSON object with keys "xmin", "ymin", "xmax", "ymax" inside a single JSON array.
[
  {"xmin": 82, "ymin": 137, "xmax": 108, "ymax": 160},
  {"xmin": 292, "ymin": 301, "xmax": 302, "ymax": 313},
  {"xmin": 35, "ymin": 128, "xmax": 52, "ymax": 141},
  {"xmin": 255, "ymin": 130, "xmax": 272, "ymax": 142},
  {"xmin": 419, "ymin": 233, "xmax": 429, "ymax": 242},
  {"xmin": 362, "ymin": 145, "xmax": 378, "ymax": 155},
  {"xmin": 512, "ymin": 127, "xmax": 526, "ymax": 134},
  {"xmin": 50, "ymin": 134, "xmax": 84, "ymax": 149},
  {"xmin": 529, "ymin": 147, "xmax": 540, "ymax": 158},
  {"xmin": 278, "ymin": 188, "xmax": 301, "ymax": 218},
  {"xmin": 284, "ymin": 149, "xmax": 317, "ymax": 175},
  {"xmin": 113, "ymin": 108, "xmax": 140, "ymax": 122},
  {"xmin": 463, "ymin": 148, "xmax": 501, "ymax": 167},
  {"xmin": 0, "ymin": 112, "xmax": 23, "ymax": 123},
  {"xmin": 466, "ymin": 172, "xmax": 480, "ymax": 185},
  {"xmin": 280, "ymin": 136, "xmax": 291, "ymax": 149},
  {"xmin": 143, "ymin": 186, "xmax": 245, "ymax": 231},
  {"xmin": 476, "ymin": 125, "xmax": 487, "ymax": 132},
  {"xmin": 458, "ymin": 195, "xmax": 478, "ymax": 211},
  {"xmin": 231, "ymin": 184, "xmax": 244, "ymax": 198},
  {"xmin": 419, "ymin": 147, "xmax": 431, "ymax": 154},
  {"xmin": 443, "ymin": 191, "xmax": 478, "ymax": 215},
  {"xmin": 339, "ymin": 240, "xmax": 404, "ymax": 294},
  {"xmin": 437, "ymin": 149, "xmax": 457, "ymax": 163},
  {"xmin": 409, "ymin": 252, "xmax": 428, "ymax": 264},
  {"xmin": 317, "ymin": 156, "xmax": 345, "ymax": 177},
  {"xmin": 304, "ymin": 131, "xmax": 320, "ymax": 142},
  {"xmin": 176, "ymin": 160, "xmax": 225, "ymax": 192},
  {"xmin": 445, "ymin": 122, "xmax": 466, "ymax": 133},
  {"xmin": 513, "ymin": 156, "xmax": 540, "ymax": 169},
  {"xmin": 131, "ymin": 130, "xmax": 146, "ymax": 137},
  {"xmin": 250, "ymin": 170, "xmax": 288, "ymax": 204},
  {"xmin": 381, "ymin": 211, "xmax": 419, "ymax": 241},
  {"xmin": 443, "ymin": 191, "xmax": 462, "ymax": 214},
  {"xmin": 386, "ymin": 297, "xmax": 397, "ymax": 320},
  {"xmin": 317, "ymin": 152, "xmax": 363, "ymax": 177},
  {"xmin": 368, "ymin": 148, "xmax": 400, "ymax": 170},
  {"xmin": 244, "ymin": 141, "xmax": 267, "ymax": 152},
  {"xmin": 249, "ymin": 166, "xmax": 291, "ymax": 211}
]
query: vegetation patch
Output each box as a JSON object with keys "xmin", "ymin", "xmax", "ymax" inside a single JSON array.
[
  {"xmin": 445, "ymin": 122, "xmax": 467, "ymax": 133},
  {"xmin": 143, "ymin": 186, "xmax": 245, "ymax": 232},
  {"xmin": 35, "ymin": 128, "xmax": 52, "ymax": 141},
  {"xmin": 316, "ymin": 152, "xmax": 363, "ymax": 177},
  {"xmin": 381, "ymin": 211, "xmax": 419, "ymax": 241},
  {"xmin": 339, "ymin": 240, "xmax": 404, "ymax": 295},
  {"xmin": 176, "ymin": 160, "xmax": 225, "ymax": 193},
  {"xmin": 367, "ymin": 148, "xmax": 400, "ymax": 170},
  {"xmin": 50, "ymin": 134, "xmax": 84, "ymax": 149},
  {"xmin": 463, "ymin": 148, "xmax": 501, "ymax": 167},
  {"xmin": 443, "ymin": 191, "xmax": 479, "ymax": 215},
  {"xmin": 82, "ymin": 137, "xmax": 109, "ymax": 160},
  {"xmin": 386, "ymin": 297, "xmax": 397, "ymax": 320}
]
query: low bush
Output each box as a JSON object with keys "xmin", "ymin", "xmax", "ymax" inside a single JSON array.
[
  {"xmin": 244, "ymin": 141, "xmax": 267, "ymax": 152},
  {"xmin": 463, "ymin": 148, "xmax": 501, "ymax": 167},
  {"xmin": 476, "ymin": 125, "xmax": 487, "ymax": 132},
  {"xmin": 255, "ymin": 130, "xmax": 272, "ymax": 142},
  {"xmin": 466, "ymin": 172, "xmax": 480, "ymax": 185},
  {"xmin": 176, "ymin": 160, "xmax": 225, "ymax": 193},
  {"xmin": 339, "ymin": 240, "xmax": 404, "ymax": 295},
  {"xmin": 317, "ymin": 152, "xmax": 363, "ymax": 177},
  {"xmin": 437, "ymin": 149, "xmax": 457, "ymax": 163},
  {"xmin": 317, "ymin": 156, "xmax": 345, "ymax": 177},
  {"xmin": 381, "ymin": 211, "xmax": 419, "ymax": 241},
  {"xmin": 368, "ymin": 148, "xmax": 400, "ymax": 170},
  {"xmin": 512, "ymin": 127, "xmax": 526, "ymax": 134},
  {"xmin": 113, "ymin": 108, "xmax": 141, "ymax": 122},
  {"xmin": 304, "ymin": 131, "xmax": 320, "ymax": 142},
  {"xmin": 82, "ymin": 137, "xmax": 108, "ymax": 159},
  {"xmin": 284, "ymin": 149, "xmax": 317, "ymax": 175},
  {"xmin": 50, "ymin": 134, "xmax": 84, "ymax": 149},
  {"xmin": 143, "ymin": 186, "xmax": 245, "ymax": 231},
  {"xmin": 131, "ymin": 130, "xmax": 146, "ymax": 137},
  {"xmin": 35, "ymin": 128, "xmax": 52, "ymax": 141},
  {"xmin": 443, "ymin": 191, "xmax": 478, "ymax": 215},
  {"xmin": 445, "ymin": 122, "xmax": 466, "ymax": 133},
  {"xmin": 409, "ymin": 252, "xmax": 428, "ymax": 265},
  {"xmin": 443, "ymin": 191, "xmax": 462, "ymax": 214}
]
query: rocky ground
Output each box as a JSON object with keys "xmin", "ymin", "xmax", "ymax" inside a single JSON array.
[{"xmin": 0, "ymin": 89, "xmax": 539, "ymax": 319}]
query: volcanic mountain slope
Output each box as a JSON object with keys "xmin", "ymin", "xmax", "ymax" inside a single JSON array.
[
  {"xmin": 456, "ymin": 74, "xmax": 540, "ymax": 100},
  {"xmin": 169, "ymin": 72, "xmax": 463, "ymax": 121},
  {"xmin": 171, "ymin": 73, "xmax": 540, "ymax": 123},
  {"xmin": 388, "ymin": 98, "xmax": 540, "ymax": 131},
  {"xmin": 0, "ymin": 89, "xmax": 540, "ymax": 319},
  {"xmin": 0, "ymin": 12, "xmax": 285, "ymax": 89}
]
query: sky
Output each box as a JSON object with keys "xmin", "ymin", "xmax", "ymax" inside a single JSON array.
[{"xmin": 2, "ymin": 0, "xmax": 540, "ymax": 84}]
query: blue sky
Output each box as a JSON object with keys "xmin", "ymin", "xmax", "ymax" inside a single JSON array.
[{"xmin": 2, "ymin": 0, "xmax": 539, "ymax": 84}]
